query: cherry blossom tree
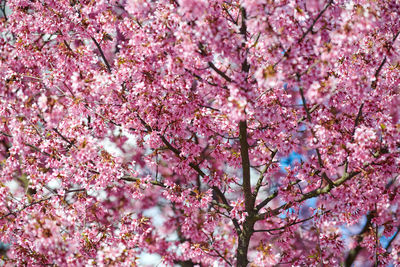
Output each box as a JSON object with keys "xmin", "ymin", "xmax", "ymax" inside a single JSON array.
[{"xmin": 0, "ymin": 0, "xmax": 399, "ymax": 266}]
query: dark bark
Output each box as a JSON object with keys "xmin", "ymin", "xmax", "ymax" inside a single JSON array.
[
  {"xmin": 236, "ymin": 219, "xmax": 255, "ymax": 267},
  {"xmin": 344, "ymin": 213, "xmax": 373, "ymax": 267},
  {"xmin": 239, "ymin": 120, "xmax": 254, "ymax": 213}
]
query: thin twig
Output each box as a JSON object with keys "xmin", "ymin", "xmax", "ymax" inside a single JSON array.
[
  {"xmin": 0, "ymin": 131, "xmax": 12, "ymax": 138},
  {"xmin": 135, "ymin": 115, "xmax": 241, "ymax": 232},
  {"xmin": 208, "ymin": 62, "xmax": 233, "ymax": 82},
  {"xmin": 254, "ymin": 212, "xmax": 327, "ymax": 233},
  {"xmin": 274, "ymin": 0, "xmax": 333, "ymax": 67},
  {"xmin": 256, "ymin": 169, "xmax": 363, "ymax": 220},
  {"xmin": 385, "ymin": 226, "xmax": 400, "ymax": 251},
  {"xmin": 351, "ymin": 103, "xmax": 364, "ymax": 142},
  {"xmin": 120, "ymin": 175, "xmax": 166, "ymax": 188},
  {"xmin": 0, "ymin": 196, "xmax": 54, "ymax": 220},
  {"xmin": 24, "ymin": 143, "xmax": 51, "ymax": 157},
  {"xmin": 91, "ymin": 37, "xmax": 112, "ymax": 73},
  {"xmin": 299, "ymin": 87, "xmax": 334, "ymax": 186},
  {"xmin": 298, "ymin": 0, "xmax": 333, "ymax": 44},
  {"xmin": 52, "ymin": 128, "xmax": 77, "ymax": 148},
  {"xmin": 371, "ymin": 30, "xmax": 400, "ymax": 89},
  {"xmin": 253, "ymin": 149, "xmax": 277, "ymax": 202}
]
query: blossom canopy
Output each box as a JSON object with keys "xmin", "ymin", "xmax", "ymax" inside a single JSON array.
[{"xmin": 0, "ymin": 0, "xmax": 400, "ymax": 266}]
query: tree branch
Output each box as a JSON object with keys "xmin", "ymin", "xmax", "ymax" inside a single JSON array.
[
  {"xmin": 254, "ymin": 211, "xmax": 329, "ymax": 233},
  {"xmin": 351, "ymin": 103, "xmax": 364, "ymax": 141},
  {"xmin": 274, "ymin": 0, "xmax": 333, "ymax": 67},
  {"xmin": 256, "ymin": 190, "xmax": 278, "ymax": 212},
  {"xmin": 239, "ymin": 7, "xmax": 247, "ymax": 40},
  {"xmin": 0, "ymin": 196, "xmax": 54, "ymax": 220},
  {"xmin": 0, "ymin": 0, "xmax": 8, "ymax": 21},
  {"xmin": 385, "ymin": 225, "xmax": 400, "ymax": 251},
  {"xmin": 344, "ymin": 212, "xmax": 374, "ymax": 267},
  {"xmin": 91, "ymin": 37, "xmax": 112, "ymax": 73},
  {"xmin": 253, "ymin": 149, "xmax": 277, "ymax": 203},
  {"xmin": 257, "ymin": 169, "xmax": 362, "ymax": 220},
  {"xmin": 299, "ymin": 87, "xmax": 334, "ymax": 186},
  {"xmin": 52, "ymin": 128, "xmax": 77, "ymax": 148},
  {"xmin": 371, "ymin": 30, "xmax": 400, "ymax": 89},
  {"xmin": 298, "ymin": 0, "xmax": 333, "ymax": 44},
  {"xmin": 24, "ymin": 143, "xmax": 52, "ymax": 157},
  {"xmin": 135, "ymin": 115, "xmax": 241, "ymax": 232},
  {"xmin": 0, "ymin": 131, "xmax": 12, "ymax": 138},
  {"xmin": 239, "ymin": 120, "xmax": 254, "ymax": 213},
  {"xmin": 120, "ymin": 175, "xmax": 166, "ymax": 188},
  {"xmin": 208, "ymin": 62, "xmax": 233, "ymax": 83}
]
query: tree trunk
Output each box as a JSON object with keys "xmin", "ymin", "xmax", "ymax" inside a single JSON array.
[{"xmin": 236, "ymin": 220, "xmax": 255, "ymax": 267}]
